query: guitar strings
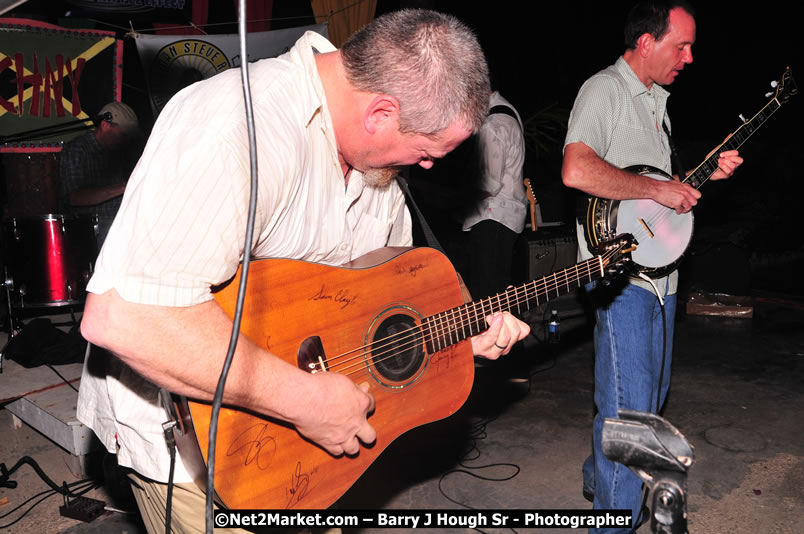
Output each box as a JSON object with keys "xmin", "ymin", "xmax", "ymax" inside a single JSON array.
[
  {"xmin": 327, "ymin": 258, "xmax": 603, "ymax": 377},
  {"xmin": 625, "ymin": 112, "xmax": 766, "ymax": 245},
  {"xmin": 320, "ymin": 247, "xmax": 622, "ymax": 379},
  {"xmin": 325, "ymin": 261, "xmax": 598, "ymax": 374}
]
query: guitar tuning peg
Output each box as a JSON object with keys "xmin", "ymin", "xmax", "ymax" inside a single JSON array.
[
  {"xmin": 738, "ymin": 114, "xmax": 746, "ymax": 123},
  {"xmin": 765, "ymin": 92, "xmax": 774, "ymax": 98},
  {"xmin": 770, "ymin": 80, "xmax": 778, "ymax": 88}
]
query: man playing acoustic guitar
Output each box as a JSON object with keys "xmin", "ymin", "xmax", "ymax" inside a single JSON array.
[{"xmin": 77, "ymin": 9, "xmax": 530, "ymax": 533}]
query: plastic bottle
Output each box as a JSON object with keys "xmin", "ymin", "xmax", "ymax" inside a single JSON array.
[{"xmin": 548, "ymin": 309, "xmax": 560, "ymax": 344}]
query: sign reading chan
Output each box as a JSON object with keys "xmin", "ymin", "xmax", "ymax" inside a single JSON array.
[{"xmin": 0, "ymin": 17, "xmax": 121, "ymax": 149}]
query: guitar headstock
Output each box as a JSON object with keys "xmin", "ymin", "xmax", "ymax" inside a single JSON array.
[
  {"xmin": 524, "ymin": 178, "xmax": 537, "ymax": 205},
  {"xmin": 770, "ymin": 67, "xmax": 797, "ymax": 105},
  {"xmin": 523, "ymin": 178, "xmax": 537, "ymax": 232},
  {"xmin": 597, "ymin": 233, "xmax": 638, "ymax": 277}
]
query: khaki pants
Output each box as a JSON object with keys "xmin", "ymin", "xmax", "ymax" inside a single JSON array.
[
  {"xmin": 128, "ymin": 472, "xmax": 252, "ymax": 534},
  {"xmin": 127, "ymin": 471, "xmax": 339, "ymax": 534}
]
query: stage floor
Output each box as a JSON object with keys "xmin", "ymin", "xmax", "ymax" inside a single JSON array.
[{"xmin": 1, "ymin": 292, "xmax": 803, "ymax": 533}]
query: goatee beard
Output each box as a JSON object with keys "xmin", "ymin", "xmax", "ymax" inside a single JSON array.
[{"xmin": 363, "ymin": 167, "xmax": 400, "ymax": 188}]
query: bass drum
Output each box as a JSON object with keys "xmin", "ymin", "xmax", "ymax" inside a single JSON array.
[{"xmin": 3, "ymin": 214, "xmax": 98, "ymax": 307}]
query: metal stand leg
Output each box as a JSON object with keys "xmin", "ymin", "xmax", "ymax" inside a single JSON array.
[
  {"xmin": 602, "ymin": 410, "xmax": 694, "ymax": 534},
  {"xmin": 1, "ymin": 265, "xmax": 23, "ymax": 374}
]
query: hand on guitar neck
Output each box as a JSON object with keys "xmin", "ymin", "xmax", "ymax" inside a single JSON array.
[{"xmin": 472, "ymin": 311, "xmax": 531, "ymax": 357}]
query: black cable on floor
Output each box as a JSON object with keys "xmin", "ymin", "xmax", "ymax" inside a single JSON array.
[
  {"xmin": 46, "ymin": 364, "xmax": 79, "ymax": 392},
  {"xmin": 0, "ymin": 488, "xmax": 60, "ymax": 529},
  {"xmin": 437, "ymin": 415, "xmax": 521, "ymax": 534},
  {"xmin": 0, "ymin": 456, "xmax": 93, "ymax": 498},
  {"xmin": 0, "ymin": 477, "xmax": 97, "ymax": 529}
]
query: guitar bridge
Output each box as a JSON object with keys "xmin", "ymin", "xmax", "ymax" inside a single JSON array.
[
  {"xmin": 638, "ymin": 218, "xmax": 655, "ymax": 239},
  {"xmin": 297, "ymin": 336, "xmax": 328, "ymax": 373}
]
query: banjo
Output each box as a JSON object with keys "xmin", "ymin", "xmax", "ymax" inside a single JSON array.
[{"xmin": 584, "ymin": 67, "xmax": 797, "ymax": 278}]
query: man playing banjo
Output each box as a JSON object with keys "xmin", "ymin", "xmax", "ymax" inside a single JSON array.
[{"xmin": 560, "ymin": 1, "xmax": 743, "ymax": 531}]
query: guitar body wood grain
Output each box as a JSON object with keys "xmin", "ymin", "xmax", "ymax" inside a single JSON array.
[{"xmin": 176, "ymin": 247, "xmax": 473, "ymax": 509}]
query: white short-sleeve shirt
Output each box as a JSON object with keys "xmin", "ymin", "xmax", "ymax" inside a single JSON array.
[{"xmin": 78, "ymin": 32, "xmax": 412, "ymax": 482}]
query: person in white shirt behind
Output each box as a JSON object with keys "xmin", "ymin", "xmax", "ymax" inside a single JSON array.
[{"xmin": 462, "ymin": 90, "xmax": 528, "ymax": 299}]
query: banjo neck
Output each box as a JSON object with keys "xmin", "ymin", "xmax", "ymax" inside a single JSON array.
[
  {"xmin": 683, "ymin": 67, "xmax": 796, "ymax": 191},
  {"xmin": 584, "ymin": 67, "xmax": 796, "ymax": 279}
]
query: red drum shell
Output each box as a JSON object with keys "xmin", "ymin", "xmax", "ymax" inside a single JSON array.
[{"xmin": 3, "ymin": 214, "xmax": 98, "ymax": 307}]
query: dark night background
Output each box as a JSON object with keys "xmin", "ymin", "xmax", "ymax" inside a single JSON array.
[{"xmin": 4, "ymin": 0, "xmax": 803, "ymax": 295}]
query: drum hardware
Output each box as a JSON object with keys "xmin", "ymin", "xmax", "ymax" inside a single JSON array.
[
  {"xmin": 0, "ymin": 323, "xmax": 23, "ymax": 374},
  {"xmin": 1, "ymin": 213, "xmax": 97, "ymax": 371},
  {"xmin": 0, "ymin": 116, "xmax": 96, "ymax": 145},
  {"xmin": 1, "ymin": 266, "xmax": 85, "ymax": 373},
  {"xmin": 18, "ymin": 283, "xmax": 27, "ymax": 307},
  {"xmin": 1, "ymin": 267, "xmax": 23, "ymax": 374}
]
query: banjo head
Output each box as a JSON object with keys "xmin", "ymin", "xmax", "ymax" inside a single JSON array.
[{"xmin": 615, "ymin": 166, "xmax": 694, "ymax": 277}]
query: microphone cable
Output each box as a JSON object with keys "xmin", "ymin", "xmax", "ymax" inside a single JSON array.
[{"xmin": 204, "ymin": 0, "xmax": 260, "ymax": 532}]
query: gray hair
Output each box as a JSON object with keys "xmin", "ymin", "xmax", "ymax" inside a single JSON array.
[{"xmin": 341, "ymin": 9, "xmax": 490, "ymax": 136}]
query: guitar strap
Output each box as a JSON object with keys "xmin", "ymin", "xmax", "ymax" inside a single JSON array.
[
  {"xmin": 662, "ymin": 121, "xmax": 685, "ymax": 178},
  {"xmin": 488, "ymin": 104, "xmax": 520, "ymax": 125},
  {"xmin": 575, "ymin": 120, "xmax": 686, "ymax": 226},
  {"xmin": 395, "ymin": 175, "xmax": 446, "ymax": 255},
  {"xmin": 396, "ymin": 175, "xmax": 473, "ymax": 303}
]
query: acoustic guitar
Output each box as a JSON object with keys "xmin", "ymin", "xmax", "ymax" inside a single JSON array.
[
  {"xmin": 174, "ymin": 237, "xmax": 635, "ymax": 510},
  {"xmin": 584, "ymin": 67, "xmax": 797, "ymax": 278}
]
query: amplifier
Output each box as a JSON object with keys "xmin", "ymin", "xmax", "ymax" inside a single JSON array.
[{"xmin": 526, "ymin": 235, "xmax": 578, "ymax": 281}]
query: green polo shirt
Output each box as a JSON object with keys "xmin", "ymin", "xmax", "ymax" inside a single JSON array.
[{"xmin": 565, "ymin": 56, "xmax": 677, "ymax": 294}]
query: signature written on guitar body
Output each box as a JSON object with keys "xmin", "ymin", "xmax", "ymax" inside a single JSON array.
[
  {"xmin": 226, "ymin": 423, "xmax": 318, "ymax": 508},
  {"xmin": 180, "ymin": 247, "xmax": 474, "ymax": 510},
  {"xmin": 308, "ymin": 285, "xmax": 359, "ymax": 309},
  {"xmin": 394, "ymin": 262, "xmax": 425, "ymax": 277},
  {"xmin": 226, "ymin": 423, "xmax": 277, "ymax": 470},
  {"xmin": 178, "ymin": 242, "xmax": 633, "ymax": 509}
]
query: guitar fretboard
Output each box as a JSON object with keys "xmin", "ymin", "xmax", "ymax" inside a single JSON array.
[{"xmin": 421, "ymin": 252, "xmax": 613, "ymax": 354}]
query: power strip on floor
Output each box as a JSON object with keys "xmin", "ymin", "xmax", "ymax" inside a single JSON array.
[{"xmin": 59, "ymin": 496, "xmax": 106, "ymax": 522}]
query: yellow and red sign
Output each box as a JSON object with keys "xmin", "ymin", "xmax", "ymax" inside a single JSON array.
[{"xmin": 0, "ymin": 18, "xmax": 122, "ymax": 152}]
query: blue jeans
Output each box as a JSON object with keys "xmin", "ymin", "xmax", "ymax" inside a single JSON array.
[{"xmin": 583, "ymin": 281, "xmax": 676, "ymax": 533}]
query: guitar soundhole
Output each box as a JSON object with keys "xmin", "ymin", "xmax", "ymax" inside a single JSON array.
[{"xmin": 370, "ymin": 314, "xmax": 424, "ymax": 383}]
